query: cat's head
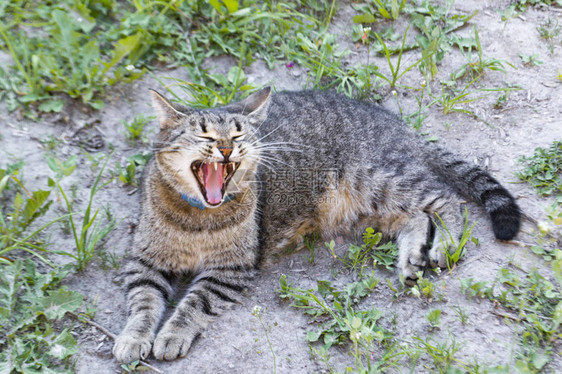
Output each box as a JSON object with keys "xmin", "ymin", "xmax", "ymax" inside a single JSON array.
[{"xmin": 149, "ymin": 87, "xmax": 271, "ymax": 208}]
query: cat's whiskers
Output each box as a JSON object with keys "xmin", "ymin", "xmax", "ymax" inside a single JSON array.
[
  {"xmin": 252, "ymin": 143, "xmax": 308, "ymax": 153},
  {"xmin": 256, "ymin": 156, "xmax": 296, "ymax": 171},
  {"xmin": 244, "ymin": 155, "xmax": 276, "ymax": 172},
  {"xmin": 248, "ymin": 121, "xmax": 286, "ymax": 146},
  {"xmin": 253, "ymin": 146, "xmax": 305, "ymax": 154}
]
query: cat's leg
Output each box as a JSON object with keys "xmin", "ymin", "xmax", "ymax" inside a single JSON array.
[
  {"xmin": 396, "ymin": 212, "xmax": 432, "ymax": 284},
  {"xmin": 113, "ymin": 257, "xmax": 173, "ymax": 363},
  {"xmin": 428, "ymin": 200, "xmax": 463, "ymax": 268},
  {"xmin": 152, "ymin": 265, "xmax": 255, "ymax": 360}
]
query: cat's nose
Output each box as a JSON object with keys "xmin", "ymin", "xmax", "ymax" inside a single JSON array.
[{"xmin": 218, "ymin": 146, "xmax": 233, "ymax": 162}]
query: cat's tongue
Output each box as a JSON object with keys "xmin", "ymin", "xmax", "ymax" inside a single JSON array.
[{"xmin": 203, "ymin": 162, "xmax": 224, "ymax": 205}]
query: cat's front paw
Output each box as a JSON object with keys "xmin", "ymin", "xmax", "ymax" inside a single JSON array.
[
  {"xmin": 113, "ymin": 333, "xmax": 153, "ymax": 363},
  {"xmin": 152, "ymin": 328, "xmax": 198, "ymax": 361}
]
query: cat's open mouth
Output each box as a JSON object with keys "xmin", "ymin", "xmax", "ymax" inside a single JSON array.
[{"xmin": 191, "ymin": 161, "xmax": 240, "ymax": 206}]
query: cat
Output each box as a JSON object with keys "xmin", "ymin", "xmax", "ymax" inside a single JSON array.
[{"xmin": 113, "ymin": 87, "xmax": 521, "ymax": 362}]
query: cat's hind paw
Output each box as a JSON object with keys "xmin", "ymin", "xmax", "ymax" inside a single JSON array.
[
  {"xmin": 113, "ymin": 333, "xmax": 153, "ymax": 363},
  {"xmin": 400, "ymin": 251, "xmax": 427, "ymax": 286},
  {"xmin": 428, "ymin": 242, "xmax": 449, "ymax": 269}
]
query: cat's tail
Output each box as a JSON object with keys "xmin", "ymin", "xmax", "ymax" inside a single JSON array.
[{"xmin": 426, "ymin": 144, "xmax": 521, "ymax": 240}]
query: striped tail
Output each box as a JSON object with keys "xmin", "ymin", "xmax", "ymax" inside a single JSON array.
[{"xmin": 426, "ymin": 144, "xmax": 521, "ymax": 240}]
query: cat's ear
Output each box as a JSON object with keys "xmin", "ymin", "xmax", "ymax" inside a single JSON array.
[
  {"xmin": 227, "ymin": 86, "xmax": 272, "ymax": 125},
  {"xmin": 149, "ymin": 89, "xmax": 187, "ymax": 129}
]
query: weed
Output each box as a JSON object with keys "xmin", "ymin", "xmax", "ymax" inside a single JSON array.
[
  {"xmin": 519, "ymin": 53, "xmax": 544, "ymax": 67},
  {"xmin": 426, "ymin": 308, "xmax": 442, "ymax": 330},
  {"xmin": 326, "ymin": 228, "xmax": 398, "ymax": 277},
  {"xmin": 386, "ymin": 275, "xmax": 407, "ymax": 301},
  {"xmin": 499, "ymin": 6, "xmax": 520, "ymax": 30},
  {"xmin": 0, "ymin": 5, "xmax": 144, "ymax": 111},
  {"xmin": 0, "ymin": 161, "xmax": 68, "ymax": 266},
  {"xmin": 303, "ymin": 233, "xmax": 320, "ymax": 264},
  {"xmin": 98, "ymin": 245, "xmax": 122, "ymax": 271},
  {"xmin": 459, "ymin": 277, "xmax": 494, "ymax": 300},
  {"xmin": 278, "ymin": 273, "xmax": 383, "ymax": 349},
  {"xmin": 461, "ymin": 261, "xmax": 562, "ymax": 371},
  {"xmin": 537, "ymin": 17, "xmax": 561, "ymax": 54},
  {"xmin": 278, "ymin": 272, "xmax": 408, "ymax": 372},
  {"xmin": 285, "ymin": 32, "xmax": 366, "ymax": 97},
  {"xmin": 48, "ymin": 154, "xmax": 117, "ymax": 271},
  {"xmin": 403, "ymin": 82, "xmax": 430, "ymax": 130},
  {"xmin": 352, "ymin": 0, "xmax": 408, "ymax": 23},
  {"xmin": 453, "ymin": 27, "xmax": 514, "ymax": 81},
  {"xmin": 513, "ymin": 0, "xmax": 562, "ymax": 11},
  {"xmin": 157, "ymin": 63, "xmax": 260, "ymax": 109},
  {"xmin": 84, "ymin": 151, "xmax": 108, "ymax": 172},
  {"xmin": 517, "ymin": 140, "xmax": 562, "ymax": 197},
  {"xmin": 433, "ymin": 72, "xmax": 518, "ymax": 118},
  {"xmin": 452, "ymin": 305, "xmax": 469, "ymax": 325},
  {"xmin": 410, "ymin": 271, "xmax": 444, "ymax": 301},
  {"xmin": 434, "ymin": 207, "xmax": 478, "ymax": 271},
  {"xmin": 373, "ymin": 25, "xmax": 425, "ymax": 88},
  {"xmin": 122, "ymin": 114, "xmax": 155, "ymax": 144},
  {"xmin": 39, "ymin": 135, "xmax": 63, "ymax": 151},
  {"xmin": 121, "ymin": 360, "xmax": 154, "ymax": 373},
  {"xmin": 0, "ymin": 260, "xmax": 83, "ymax": 373},
  {"xmin": 252, "ymin": 306, "xmax": 277, "ymax": 374},
  {"xmin": 410, "ymin": 0, "xmax": 478, "ymax": 80},
  {"xmin": 116, "ymin": 152, "xmax": 152, "ymax": 187},
  {"xmin": 0, "ymin": 161, "xmax": 85, "ymax": 373},
  {"xmin": 411, "ymin": 334, "xmax": 469, "ymax": 373}
]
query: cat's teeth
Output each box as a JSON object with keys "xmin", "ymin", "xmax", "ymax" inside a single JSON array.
[{"xmin": 214, "ymin": 162, "xmax": 218, "ymax": 171}]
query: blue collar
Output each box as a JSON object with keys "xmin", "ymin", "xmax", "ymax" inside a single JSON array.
[{"xmin": 180, "ymin": 193, "xmax": 235, "ymax": 210}]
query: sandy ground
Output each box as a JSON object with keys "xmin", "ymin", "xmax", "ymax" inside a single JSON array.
[{"xmin": 1, "ymin": 1, "xmax": 561, "ymax": 373}]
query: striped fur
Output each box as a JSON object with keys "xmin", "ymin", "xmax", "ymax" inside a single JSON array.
[{"xmin": 113, "ymin": 88, "xmax": 521, "ymax": 362}]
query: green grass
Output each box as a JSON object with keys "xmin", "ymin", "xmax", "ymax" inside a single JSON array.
[
  {"xmin": 434, "ymin": 207, "xmax": 478, "ymax": 271},
  {"xmin": 0, "ymin": 260, "xmax": 83, "ymax": 373},
  {"xmin": 47, "ymin": 154, "xmax": 117, "ymax": 271},
  {"xmin": 520, "ymin": 53, "xmax": 544, "ymax": 67},
  {"xmin": 0, "ymin": 160, "xmax": 90, "ymax": 373},
  {"xmin": 461, "ymin": 258, "xmax": 562, "ymax": 372},
  {"xmin": 0, "ymin": 0, "xmax": 333, "ymax": 114},
  {"xmin": 517, "ymin": 141, "xmax": 562, "ymax": 197},
  {"xmin": 425, "ymin": 308, "xmax": 442, "ymax": 330},
  {"xmin": 115, "ymin": 152, "xmax": 152, "ymax": 187},
  {"xmin": 325, "ymin": 228, "xmax": 398, "ymax": 277},
  {"xmin": 122, "ymin": 114, "xmax": 155, "ymax": 144},
  {"xmin": 513, "ymin": 0, "xmax": 562, "ymax": 10},
  {"xmin": 0, "ymin": 161, "xmax": 66, "ymax": 266}
]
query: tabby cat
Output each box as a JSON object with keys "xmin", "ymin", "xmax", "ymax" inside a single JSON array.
[{"xmin": 113, "ymin": 87, "xmax": 521, "ymax": 362}]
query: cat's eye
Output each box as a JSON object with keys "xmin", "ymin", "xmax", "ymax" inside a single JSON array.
[
  {"xmin": 232, "ymin": 134, "xmax": 245, "ymax": 141},
  {"xmin": 196, "ymin": 136, "xmax": 216, "ymax": 142}
]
